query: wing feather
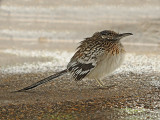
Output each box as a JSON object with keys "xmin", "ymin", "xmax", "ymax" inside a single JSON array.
[
  {"xmin": 68, "ymin": 62, "xmax": 94, "ymax": 81},
  {"xmin": 67, "ymin": 34, "xmax": 105, "ymax": 81}
]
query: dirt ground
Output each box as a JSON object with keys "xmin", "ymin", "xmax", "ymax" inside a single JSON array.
[
  {"xmin": 0, "ymin": 47, "xmax": 160, "ymax": 120},
  {"xmin": 0, "ymin": 64, "xmax": 160, "ymax": 119}
]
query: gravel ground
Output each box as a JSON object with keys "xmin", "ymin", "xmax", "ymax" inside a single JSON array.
[
  {"xmin": 0, "ymin": 51, "xmax": 160, "ymax": 120},
  {"xmin": 0, "ymin": 72, "xmax": 160, "ymax": 119}
]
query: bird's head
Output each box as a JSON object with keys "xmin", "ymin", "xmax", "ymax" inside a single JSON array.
[{"xmin": 99, "ymin": 30, "xmax": 133, "ymax": 42}]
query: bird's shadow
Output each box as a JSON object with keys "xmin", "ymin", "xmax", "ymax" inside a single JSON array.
[
  {"xmin": 93, "ymin": 84, "xmax": 117, "ymax": 90},
  {"xmin": 10, "ymin": 84, "xmax": 117, "ymax": 94},
  {"xmin": 10, "ymin": 90, "xmax": 36, "ymax": 94}
]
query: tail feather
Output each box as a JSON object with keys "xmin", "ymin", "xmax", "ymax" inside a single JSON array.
[{"xmin": 15, "ymin": 69, "xmax": 67, "ymax": 92}]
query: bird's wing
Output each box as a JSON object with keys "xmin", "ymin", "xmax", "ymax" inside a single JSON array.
[{"xmin": 67, "ymin": 45, "xmax": 105, "ymax": 81}]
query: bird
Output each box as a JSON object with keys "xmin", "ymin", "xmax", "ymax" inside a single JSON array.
[{"xmin": 16, "ymin": 30, "xmax": 133, "ymax": 92}]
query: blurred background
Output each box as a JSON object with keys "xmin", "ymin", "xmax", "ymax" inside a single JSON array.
[{"xmin": 0, "ymin": 0, "xmax": 160, "ymax": 70}]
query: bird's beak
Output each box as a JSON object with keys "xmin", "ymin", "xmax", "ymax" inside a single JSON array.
[{"xmin": 118, "ymin": 33, "xmax": 133, "ymax": 39}]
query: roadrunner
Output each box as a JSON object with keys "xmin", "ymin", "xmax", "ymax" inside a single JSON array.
[{"xmin": 16, "ymin": 30, "xmax": 132, "ymax": 92}]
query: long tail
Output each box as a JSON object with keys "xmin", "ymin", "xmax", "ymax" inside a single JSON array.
[{"xmin": 15, "ymin": 69, "xmax": 68, "ymax": 92}]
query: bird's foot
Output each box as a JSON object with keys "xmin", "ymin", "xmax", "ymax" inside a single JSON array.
[{"xmin": 95, "ymin": 79, "xmax": 104, "ymax": 87}]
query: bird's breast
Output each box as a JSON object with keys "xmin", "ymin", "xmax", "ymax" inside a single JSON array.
[{"xmin": 87, "ymin": 52, "xmax": 125, "ymax": 79}]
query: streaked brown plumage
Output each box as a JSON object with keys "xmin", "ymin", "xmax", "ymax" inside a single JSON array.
[{"xmin": 16, "ymin": 30, "xmax": 132, "ymax": 92}]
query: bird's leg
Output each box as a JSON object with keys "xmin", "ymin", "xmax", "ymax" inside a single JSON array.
[
  {"xmin": 95, "ymin": 79, "xmax": 104, "ymax": 87},
  {"xmin": 95, "ymin": 79, "xmax": 117, "ymax": 89}
]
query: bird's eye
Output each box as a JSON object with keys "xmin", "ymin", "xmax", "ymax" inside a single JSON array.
[{"xmin": 101, "ymin": 33, "xmax": 112, "ymax": 38}]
